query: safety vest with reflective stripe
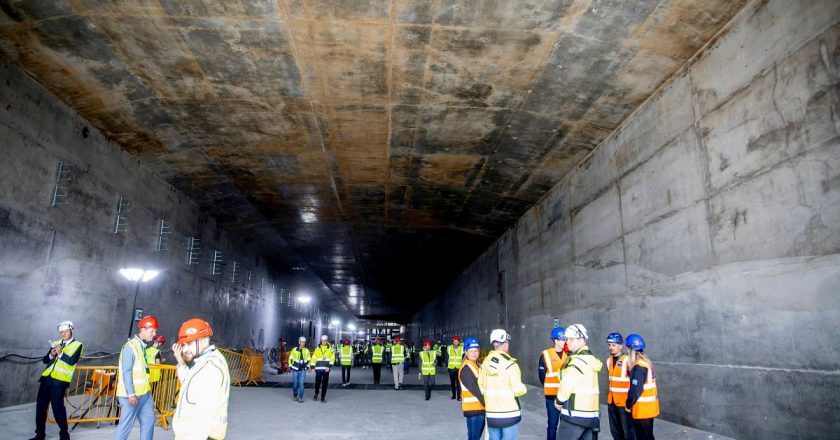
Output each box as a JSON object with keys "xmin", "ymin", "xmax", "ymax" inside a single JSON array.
[
  {"xmin": 391, "ymin": 344, "xmax": 405, "ymax": 364},
  {"xmin": 146, "ymin": 347, "xmax": 161, "ymax": 383},
  {"xmin": 631, "ymin": 359, "xmax": 660, "ymax": 419},
  {"xmin": 607, "ymin": 353, "xmax": 630, "ymax": 406},
  {"xmin": 478, "ymin": 350, "xmax": 528, "ymax": 428},
  {"xmin": 309, "ymin": 345, "xmax": 335, "ymax": 370},
  {"xmin": 340, "ymin": 345, "xmax": 353, "ymax": 366},
  {"xmin": 541, "ymin": 348, "xmax": 566, "ymax": 397},
  {"xmin": 371, "ymin": 345, "xmax": 384, "ymax": 363},
  {"xmin": 447, "ymin": 345, "xmax": 464, "ymax": 369},
  {"xmin": 289, "ymin": 347, "xmax": 311, "ymax": 371},
  {"xmin": 556, "ymin": 347, "xmax": 602, "ymax": 424},
  {"xmin": 117, "ymin": 337, "xmax": 151, "ymax": 397},
  {"xmin": 459, "ymin": 360, "xmax": 484, "ymax": 414},
  {"xmin": 420, "ymin": 350, "xmax": 436, "ymax": 375},
  {"xmin": 41, "ymin": 340, "xmax": 83, "ymax": 383},
  {"xmin": 433, "ymin": 344, "xmax": 441, "ymax": 357}
]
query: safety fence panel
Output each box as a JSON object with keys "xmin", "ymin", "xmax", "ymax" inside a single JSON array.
[
  {"xmin": 219, "ymin": 348, "xmax": 260, "ymax": 386},
  {"xmin": 48, "ymin": 365, "xmax": 180, "ymax": 429}
]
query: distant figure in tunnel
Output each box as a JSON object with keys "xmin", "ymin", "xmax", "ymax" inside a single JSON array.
[
  {"xmin": 391, "ymin": 336, "xmax": 406, "ymax": 390},
  {"xmin": 459, "ymin": 337, "xmax": 485, "ymax": 440},
  {"xmin": 539, "ymin": 327, "xmax": 567, "ymax": 440},
  {"xmin": 171, "ymin": 318, "xmax": 230, "ymax": 440},
  {"xmin": 289, "ymin": 336, "xmax": 311, "ymax": 402},
  {"xmin": 605, "ymin": 332, "xmax": 634, "ymax": 440},
  {"xmin": 479, "ymin": 329, "xmax": 527, "ymax": 440},
  {"xmin": 554, "ymin": 324, "xmax": 602, "ymax": 440},
  {"xmin": 310, "ymin": 335, "xmax": 334, "ymax": 402},
  {"xmin": 339, "ymin": 338, "xmax": 353, "ymax": 386},
  {"xmin": 447, "ymin": 336, "xmax": 465, "ymax": 400},
  {"xmin": 624, "ymin": 334, "xmax": 659, "ymax": 440},
  {"xmin": 419, "ymin": 340, "xmax": 437, "ymax": 400},
  {"xmin": 30, "ymin": 320, "xmax": 83, "ymax": 440},
  {"xmin": 369, "ymin": 337, "xmax": 384, "ymax": 384},
  {"xmin": 114, "ymin": 316, "xmax": 159, "ymax": 440}
]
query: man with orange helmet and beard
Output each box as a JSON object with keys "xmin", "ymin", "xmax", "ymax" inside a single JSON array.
[{"xmin": 171, "ymin": 318, "xmax": 230, "ymax": 440}]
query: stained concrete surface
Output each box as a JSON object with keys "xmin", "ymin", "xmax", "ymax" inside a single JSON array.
[{"xmin": 1, "ymin": 366, "xmax": 733, "ymax": 440}]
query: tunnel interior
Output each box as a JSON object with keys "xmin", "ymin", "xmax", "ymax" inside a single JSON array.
[{"xmin": 0, "ymin": 1, "xmax": 839, "ymax": 439}]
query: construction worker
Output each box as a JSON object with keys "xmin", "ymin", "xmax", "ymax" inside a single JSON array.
[
  {"xmin": 433, "ymin": 340, "xmax": 442, "ymax": 360},
  {"xmin": 277, "ymin": 337, "xmax": 288, "ymax": 374},
  {"xmin": 370, "ymin": 337, "xmax": 384, "ymax": 384},
  {"xmin": 391, "ymin": 335, "xmax": 406, "ymax": 390},
  {"xmin": 171, "ymin": 318, "xmax": 230, "ymax": 440},
  {"xmin": 310, "ymin": 335, "xmax": 334, "ymax": 402},
  {"xmin": 403, "ymin": 342, "xmax": 412, "ymax": 374},
  {"xmin": 479, "ymin": 329, "xmax": 527, "ymax": 439},
  {"xmin": 289, "ymin": 336, "xmax": 311, "ymax": 402},
  {"xmin": 606, "ymin": 332, "xmax": 634, "ymax": 440},
  {"xmin": 624, "ymin": 334, "xmax": 659, "ymax": 440},
  {"xmin": 459, "ymin": 337, "xmax": 485, "ymax": 440},
  {"xmin": 30, "ymin": 320, "xmax": 83, "ymax": 440},
  {"xmin": 554, "ymin": 324, "xmax": 602, "ymax": 440},
  {"xmin": 384, "ymin": 337, "xmax": 392, "ymax": 365},
  {"xmin": 146, "ymin": 335, "xmax": 166, "ymax": 385},
  {"xmin": 538, "ymin": 327, "xmax": 567, "ymax": 440},
  {"xmin": 418, "ymin": 340, "xmax": 437, "ymax": 400},
  {"xmin": 114, "ymin": 315, "xmax": 159, "ymax": 440},
  {"xmin": 447, "ymin": 336, "xmax": 465, "ymax": 400},
  {"xmin": 339, "ymin": 338, "xmax": 353, "ymax": 386}
]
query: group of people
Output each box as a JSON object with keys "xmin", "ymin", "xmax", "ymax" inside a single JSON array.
[{"xmin": 30, "ymin": 317, "xmax": 231, "ymax": 440}]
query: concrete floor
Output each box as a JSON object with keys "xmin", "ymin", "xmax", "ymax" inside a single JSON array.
[{"xmin": 2, "ymin": 367, "xmax": 734, "ymax": 439}]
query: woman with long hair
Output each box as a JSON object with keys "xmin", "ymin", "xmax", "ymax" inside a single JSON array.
[{"xmin": 625, "ymin": 334, "xmax": 660, "ymax": 440}]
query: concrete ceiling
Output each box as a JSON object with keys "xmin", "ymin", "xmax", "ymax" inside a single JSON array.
[{"xmin": 0, "ymin": 0, "xmax": 747, "ymax": 321}]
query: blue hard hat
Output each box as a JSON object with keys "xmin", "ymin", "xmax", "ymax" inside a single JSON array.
[
  {"xmin": 606, "ymin": 332, "xmax": 623, "ymax": 344},
  {"xmin": 551, "ymin": 327, "xmax": 566, "ymax": 340},
  {"xmin": 464, "ymin": 337, "xmax": 480, "ymax": 350},
  {"xmin": 625, "ymin": 333, "xmax": 646, "ymax": 351}
]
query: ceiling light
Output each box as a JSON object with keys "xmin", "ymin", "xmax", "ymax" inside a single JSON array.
[
  {"xmin": 297, "ymin": 295, "xmax": 312, "ymax": 304},
  {"xmin": 119, "ymin": 268, "xmax": 160, "ymax": 283}
]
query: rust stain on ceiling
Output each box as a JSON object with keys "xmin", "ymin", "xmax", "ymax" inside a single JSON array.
[{"xmin": 0, "ymin": 0, "xmax": 748, "ymax": 321}]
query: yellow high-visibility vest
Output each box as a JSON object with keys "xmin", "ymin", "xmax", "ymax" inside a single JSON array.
[
  {"xmin": 146, "ymin": 346, "xmax": 161, "ymax": 383},
  {"xmin": 117, "ymin": 337, "xmax": 151, "ymax": 397},
  {"xmin": 41, "ymin": 340, "xmax": 83, "ymax": 383},
  {"xmin": 447, "ymin": 345, "xmax": 464, "ymax": 369},
  {"xmin": 420, "ymin": 350, "xmax": 436, "ymax": 375}
]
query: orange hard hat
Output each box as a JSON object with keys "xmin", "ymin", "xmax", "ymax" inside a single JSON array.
[
  {"xmin": 137, "ymin": 316, "xmax": 159, "ymax": 330},
  {"xmin": 178, "ymin": 318, "xmax": 213, "ymax": 344}
]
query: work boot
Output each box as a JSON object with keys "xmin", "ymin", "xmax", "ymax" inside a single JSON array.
[
  {"xmin": 451, "ymin": 395, "xmax": 456, "ymax": 399},
  {"xmin": 313, "ymin": 394, "xmax": 318, "ymax": 401},
  {"xmin": 321, "ymin": 398, "xmax": 326, "ymax": 403}
]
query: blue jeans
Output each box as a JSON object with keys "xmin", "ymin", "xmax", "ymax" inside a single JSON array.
[
  {"xmin": 546, "ymin": 397, "xmax": 561, "ymax": 440},
  {"xmin": 113, "ymin": 394, "xmax": 154, "ymax": 440},
  {"xmin": 292, "ymin": 370, "xmax": 306, "ymax": 398},
  {"xmin": 466, "ymin": 414, "xmax": 485, "ymax": 440},
  {"xmin": 488, "ymin": 423, "xmax": 519, "ymax": 440}
]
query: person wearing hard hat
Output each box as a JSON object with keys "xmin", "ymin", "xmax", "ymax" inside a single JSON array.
[
  {"xmin": 418, "ymin": 340, "xmax": 437, "ymax": 400},
  {"xmin": 289, "ymin": 336, "xmax": 311, "ymax": 402},
  {"xmin": 539, "ymin": 327, "xmax": 568, "ymax": 440},
  {"xmin": 458, "ymin": 337, "xmax": 485, "ymax": 440},
  {"xmin": 339, "ymin": 338, "xmax": 353, "ymax": 386},
  {"xmin": 114, "ymin": 316, "xmax": 159, "ymax": 440},
  {"xmin": 146, "ymin": 335, "xmax": 166, "ymax": 386},
  {"xmin": 554, "ymin": 324, "xmax": 602, "ymax": 440},
  {"xmin": 479, "ymin": 329, "xmax": 527, "ymax": 439},
  {"xmin": 391, "ymin": 336, "xmax": 406, "ymax": 390},
  {"xmin": 446, "ymin": 336, "xmax": 465, "ymax": 400},
  {"xmin": 606, "ymin": 332, "xmax": 634, "ymax": 440},
  {"xmin": 310, "ymin": 335, "xmax": 334, "ymax": 402},
  {"xmin": 171, "ymin": 318, "xmax": 230, "ymax": 440},
  {"xmin": 624, "ymin": 334, "xmax": 659, "ymax": 440},
  {"xmin": 30, "ymin": 321, "xmax": 83, "ymax": 440},
  {"xmin": 369, "ymin": 337, "xmax": 384, "ymax": 384}
]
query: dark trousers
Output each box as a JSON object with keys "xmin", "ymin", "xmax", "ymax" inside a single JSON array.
[
  {"xmin": 546, "ymin": 397, "xmax": 561, "ymax": 440},
  {"xmin": 557, "ymin": 419, "xmax": 597, "ymax": 440},
  {"xmin": 422, "ymin": 374, "xmax": 435, "ymax": 399},
  {"xmin": 448, "ymin": 368, "xmax": 461, "ymax": 399},
  {"xmin": 35, "ymin": 377, "xmax": 70, "ymax": 440},
  {"xmin": 314, "ymin": 370, "xmax": 329, "ymax": 400},
  {"xmin": 372, "ymin": 363, "xmax": 382, "ymax": 383},
  {"xmin": 466, "ymin": 414, "xmax": 486, "ymax": 440},
  {"xmin": 341, "ymin": 366, "xmax": 351, "ymax": 383},
  {"xmin": 631, "ymin": 418, "xmax": 654, "ymax": 440},
  {"xmin": 608, "ymin": 404, "xmax": 635, "ymax": 440}
]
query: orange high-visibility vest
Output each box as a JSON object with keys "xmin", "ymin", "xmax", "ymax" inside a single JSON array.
[
  {"xmin": 459, "ymin": 360, "xmax": 484, "ymax": 414},
  {"xmin": 631, "ymin": 359, "xmax": 660, "ymax": 419},
  {"xmin": 607, "ymin": 353, "xmax": 630, "ymax": 407},
  {"xmin": 541, "ymin": 348, "xmax": 566, "ymax": 397}
]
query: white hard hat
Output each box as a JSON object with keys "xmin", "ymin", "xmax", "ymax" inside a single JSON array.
[
  {"xmin": 320, "ymin": 334, "xmax": 329, "ymax": 340},
  {"xmin": 57, "ymin": 321, "xmax": 74, "ymax": 332},
  {"xmin": 298, "ymin": 336, "xmax": 307, "ymax": 342},
  {"xmin": 490, "ymin": 329, "xmax": 510, "ymax": 343},
  {"xmin": 564, "ymin": 324, "xmax": 588, "ymax": 340}
]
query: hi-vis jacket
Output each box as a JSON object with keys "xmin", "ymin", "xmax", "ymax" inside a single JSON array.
[
  {"xmin": 173, "ymin": 346, "xmax": 230, "ymax": 440},
  {"xmin": 310, "ymin": 344, "xmax": 335, "ymax": 371},
  {"xmin": 478, "ymin": 350, "xmax": 527, "ymax": 428},
  {"xmin": 555, "ymin": 346, "xmax": 602, "ymax": 429}
]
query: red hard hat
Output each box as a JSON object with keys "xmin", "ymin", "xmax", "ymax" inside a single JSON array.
[
  {"xmin": 137, "ymin": 316, "xmax": 159, "ymax": 330},
  {"xmin": 153, "ymin": 335, "xmax": 166, "ymax": 344},
  {"xmin": 423, "ymin": 340, "xmax": 432, "ymax": 347},
  {"xmin": 393, "ymin": 336, "xmax": 401, "ymax": 343},
  {"xmin": 453, "ymin": 336, "xmax": 461, "ymax": 341},
  {"xmin": 178, "ymin": 318, "xmax": 213, "ymax": 344}
]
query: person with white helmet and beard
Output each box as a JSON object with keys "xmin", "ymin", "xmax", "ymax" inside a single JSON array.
[
  {"xmin": 171, "ymin": 318, "xmax": 230, "ymax": 440},
  {"xmin": 30, "ymin": 321, "xmax": 83, "ymax": 440},
  {"xmin": 554, "ymin": 324, "xmax": 603, "ymax": 440}
]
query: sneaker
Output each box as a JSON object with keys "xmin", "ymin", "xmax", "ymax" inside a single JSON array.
[
  {"xmin": 299, "ymin": 397, "xmax": 304, "ymax": 403},
  {"xmin": 293, "ymin": 395, "xmax": 298, "ymax": 401},
  {"xmin": 321, "ymin": 399, "xmax": 326, "ymax": 403}
]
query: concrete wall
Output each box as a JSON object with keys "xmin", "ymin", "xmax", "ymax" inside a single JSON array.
[
  {"xmin": 412, "ymin": 1, "xmax": 840, "ymax": 438},
  {"xmin": 0, "ymin": 63, "xmax": 328, "ymax": 407}
]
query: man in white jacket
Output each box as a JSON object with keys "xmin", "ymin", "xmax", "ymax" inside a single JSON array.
[{"xmin": 171, "ymin": 318, "xmax": 230, "ymax": 440}]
